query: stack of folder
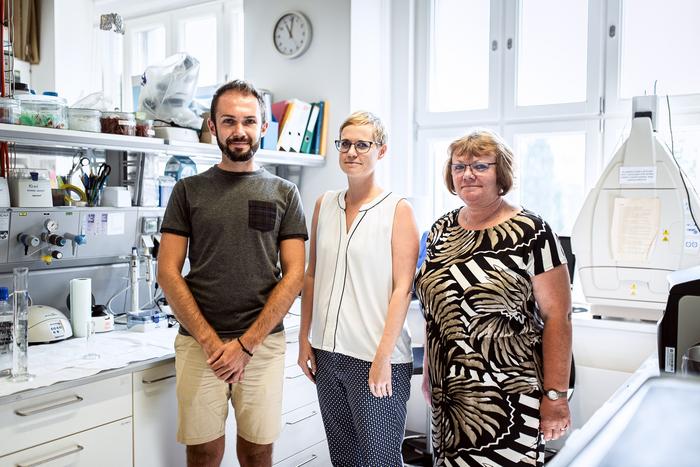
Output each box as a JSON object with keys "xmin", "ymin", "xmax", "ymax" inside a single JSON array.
[{"xmin": 273, "ymin": 98, "xmax": 329, "ymax": 156}]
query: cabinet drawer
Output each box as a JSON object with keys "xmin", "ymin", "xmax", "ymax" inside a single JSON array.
[
  {"xmin": 282, "ymin": 364, "xmax": 317, "ymax": 414},
  {"xmin": 133, "ymin": 362, "xmax": 185, "ymax": 467},
  {"xmin": 0, "ymin": 374, "xmax": 132, "ymax": 456},
  {"xmin": 273, "ymin": 401, "xmax": 325, "ymax": 464},
  {"xmin": 273, "ymin": 440, "xmax": 330, "ymax": 467},
  {"xmin": 0, "ymin": 417, "xmax": 133, "ymax": 467}
]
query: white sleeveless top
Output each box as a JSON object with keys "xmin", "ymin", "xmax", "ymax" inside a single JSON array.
[{"xmin": 311, "ymin": 190, "xmax": 413, "ymax": 363}]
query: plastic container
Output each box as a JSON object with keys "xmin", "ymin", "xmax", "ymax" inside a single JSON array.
[
  {"xmin": 100, "ymin": 111, "xmax": 136, "ymax": 136},
  {"xmin": 17, "ymin": 93, "xmax": 68, "ymax": 129},
  {"xmin": 0, "ymin": 97, "xmax": 20, "ymax": 124},
  {"xmin": 68, "ymin": 108, "xmax": 101, "ymax": 132},
  {"xmin": 158, "ymin": 175, "xmax": 176, "ymax": 207},
  {"xmin": 0, "ymin": 287, "xmax": 13, "ymax": 377},
  {"xmin": 136, "ymin": 118, "xmax": 155, "ymax": 137}
]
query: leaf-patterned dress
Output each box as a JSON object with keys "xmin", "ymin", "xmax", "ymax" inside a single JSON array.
[{"xmin": 414, "ymin": 208, "xmax": 566, "ymax": 467}]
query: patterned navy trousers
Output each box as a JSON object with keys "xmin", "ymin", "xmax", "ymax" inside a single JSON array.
[{"xmin": 314, "ymin": 349, "xmax": 413, "ymax": 467}]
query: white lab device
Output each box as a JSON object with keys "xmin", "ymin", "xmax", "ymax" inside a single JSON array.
[
  {"xmin": 572, "ymin": 96, "xmax": 700, "ymax": 321},
  {"xmin": 28, "ymin": 305, "xmax": 73, "ymax": 343}
]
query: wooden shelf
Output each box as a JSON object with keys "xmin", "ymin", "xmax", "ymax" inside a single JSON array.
[{"xmin": 0, "ymin": 123, "xmax": 326, "ymax": 167}]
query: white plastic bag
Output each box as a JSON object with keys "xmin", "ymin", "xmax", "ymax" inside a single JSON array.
[{"xmin": 137, "ymin": 53, "xmax": 203, "ymax": 130}]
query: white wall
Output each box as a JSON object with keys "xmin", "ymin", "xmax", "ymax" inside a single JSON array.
[
  {"xmin": 31, "ymin": 0, "xmax": 96, "ymax": 104},
  {"xmin": 244, "ymin": 0, "xmax": 351, "ymax": 219}
]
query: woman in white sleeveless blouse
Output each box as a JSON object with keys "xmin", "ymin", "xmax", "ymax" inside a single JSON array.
[{"xmin": 298, "ymin": 111, "xmax": 419, "ymax": 466}]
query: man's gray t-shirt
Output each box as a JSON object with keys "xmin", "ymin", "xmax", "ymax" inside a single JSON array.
[{"xmin": 160, "ymin": 165, "xmax": 308, "ymax": 338}]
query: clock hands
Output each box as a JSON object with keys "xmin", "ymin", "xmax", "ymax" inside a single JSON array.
[{"xmin": 285, "ymin": 16, "xmax": 293, "ymax": 38}]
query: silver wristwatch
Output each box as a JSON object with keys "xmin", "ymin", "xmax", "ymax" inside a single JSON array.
[{"xmin": 545, "ymin": 389, "xmax": 568, "ymax": 401}]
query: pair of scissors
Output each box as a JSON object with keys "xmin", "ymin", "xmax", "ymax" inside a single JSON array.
[{"xmin": 67, "ymin": 154, "xmax": 91, "ymax": 180}]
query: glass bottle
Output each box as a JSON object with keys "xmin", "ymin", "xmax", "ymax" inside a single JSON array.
[
  {"xmin": 0, "ymin": 287, "xmax": 12, "ymax": 377},
  {"xmin": 11, "ymin": 267, "xmax": 34, "ymax": 382}
]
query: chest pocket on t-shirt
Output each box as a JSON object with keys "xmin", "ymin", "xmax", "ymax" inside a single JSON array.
[{"xmin": 248, "ymin": 200, "xmax": 278, "ymax": 232}]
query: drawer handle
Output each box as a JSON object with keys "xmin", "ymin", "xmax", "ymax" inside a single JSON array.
[
  {"xmin": 285, "ymin": 372, "xmax": 306, "ymax": 380},
  {"xmin": 286, "ymin": 410, "xmax": 317, "ymax": 425},
  {"xmin": 295, "ymin": 454, "xmax": 317, "ymax": 466},
  {"xmin": 142, "ymin": 374, "xmax": 176, "ymax": 384},
  {"xmin": 14, "ymin": 395, "xmax": 84, "ymax": 417},
  {"xmin": 17, "ymin": 444, "xmax": 84, "ymax": 467}
]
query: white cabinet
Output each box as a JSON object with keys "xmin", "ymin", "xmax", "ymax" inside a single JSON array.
[
  {"xmin": 133, "ymin": 361, "xmax": 185, "ymax": 467},
  {"xmin": 1, "ymin": 418, "xmax": 133, "ymax": 467},
  {"xmin": 273, "ymin": 401, "xmax": 326, "ymax": 464},
  {"xmin": 0, "ymin": 374, "xmax": 132, "ymax": 458},
  {"xmin": 274, "ymin": 440, "xmax": 331, "ymax": 467}
]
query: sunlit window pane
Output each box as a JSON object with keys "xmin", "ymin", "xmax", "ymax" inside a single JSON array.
[
  {"xmin": 666, "ymin": 126, "xmax": 700, "ymax": 190},
  {"xmin": 620, "ymin": 0, "xmax": 700, "ymax": 98},
  {"xmin": 514, "ymin": 132, "xmax": 586, "ymax": 234},
  {"xmin": 517, "ymin": 0, "xmax": 588, "ymax": 106},
  {"xmin": 182, "ymin": 16, "xmax": 218, "ymax": 86},
  {"xmin": 132, "ymin": 27, "xmax": 166, "ymax": 76},
  {"xmin": 431, "ymin": 139, "xmax": 463, "ymax": 217},
  {"xmin": 429, "ymin": 0, "xmax": 490, "ymax": 112}
]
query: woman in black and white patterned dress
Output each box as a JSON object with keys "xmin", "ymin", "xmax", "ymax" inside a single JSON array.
[{"xmin": 414, "ymin": 130, "xmax": 572, "ymax": 466}]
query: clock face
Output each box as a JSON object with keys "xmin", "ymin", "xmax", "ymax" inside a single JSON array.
[{"xmin": 273, "ymin": 12, "xmax": 312, "ymax": 58}]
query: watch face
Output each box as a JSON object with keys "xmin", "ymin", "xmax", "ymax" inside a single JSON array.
[
  {"xmin": 273, "ymin": 12, "xmax": 312, "ymax": 58},
  {"xmin": 546, "ymin": 389, "xmax": 566, "ymax": 400}
]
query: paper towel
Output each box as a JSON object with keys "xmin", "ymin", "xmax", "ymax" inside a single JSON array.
[{"xmin": 70, "ymin": 278, "xmax": 92, "ymax": 338}]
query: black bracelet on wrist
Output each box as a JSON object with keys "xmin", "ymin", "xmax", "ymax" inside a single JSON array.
[{"xmin": 237, "ymin": 337, "xmax": 253, "ymax": 357}]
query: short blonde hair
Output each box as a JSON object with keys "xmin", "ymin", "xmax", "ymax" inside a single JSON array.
[
  {"xmin": 339, "ymin": 111, "xmax": 388, "ymax": 145},
  {"xmin": 444, "ymin": 129, "xmax": 515, "ymax": 196}
]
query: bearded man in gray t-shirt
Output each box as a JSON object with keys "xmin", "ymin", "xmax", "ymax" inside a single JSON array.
[{"xmin": 158, "ymin": 80, "xmax": 307, "ymax": 467}]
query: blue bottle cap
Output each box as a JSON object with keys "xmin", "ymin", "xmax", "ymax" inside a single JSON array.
[{"xmin": 0, "ymin": 287, "xmax": 8, "ymax": 301}]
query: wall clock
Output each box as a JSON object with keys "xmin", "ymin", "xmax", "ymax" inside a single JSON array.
[{"xmin": 273, "ymin": 11, "xmax": 312, "ymax": 59}]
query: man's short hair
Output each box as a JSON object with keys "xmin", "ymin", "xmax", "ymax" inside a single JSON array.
[{"xmin": 210, "ymin": 80, "xmax": 266, "ymax": 124}]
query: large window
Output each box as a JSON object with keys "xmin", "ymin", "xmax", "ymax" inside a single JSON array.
[
  {"xmin": 415, "ymin": 0, "xmax": 700, "ymax": 237},
  {"xmin": 122, "ymin": 1, "xmax": 243, "ymax": 111}
]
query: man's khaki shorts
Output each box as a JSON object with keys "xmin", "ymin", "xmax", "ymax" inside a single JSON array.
[{"xmin": 174, "ymin": 331, "xmax": 286, "ymax": 445}]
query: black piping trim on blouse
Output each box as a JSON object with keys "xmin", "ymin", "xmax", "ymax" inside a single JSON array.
[
  {"xmin": 321, "ymin": 195, "xmax": 344, "ymax": 346},
  {"xmin": 327, "ymin": 190, "xmax": 395, "ymax": 351}
]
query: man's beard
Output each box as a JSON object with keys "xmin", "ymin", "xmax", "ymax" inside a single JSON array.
[{"xmin": 216, "ymin": 134, "xmax": 260, "ymax": 162}]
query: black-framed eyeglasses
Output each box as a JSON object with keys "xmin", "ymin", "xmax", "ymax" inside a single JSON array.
[
  {"xmin": 450, "ymin": 162, "xmax": 497, "ymax": 174},
  {"xmin": 334, "ymin": 139, "xmax": 379, "ymax": 154}
]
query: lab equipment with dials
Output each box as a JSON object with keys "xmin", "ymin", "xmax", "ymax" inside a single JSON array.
[{"xmin": 572, "ymin": 95, "xmax": 700, "ymax": 321}]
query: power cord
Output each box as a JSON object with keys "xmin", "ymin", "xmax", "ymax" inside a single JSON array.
[{"xmin": 664, "ymin": 94, "xmax": 700, "ymax": 234}]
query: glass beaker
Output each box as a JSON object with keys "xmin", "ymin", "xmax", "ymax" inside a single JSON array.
[
  {"xmin": 11, "ymin": 267, "xmax": 34, "ymax": 382},
  {"xmin": 83, "ymin": 320, "xmax": 100, "ymax": 360}
]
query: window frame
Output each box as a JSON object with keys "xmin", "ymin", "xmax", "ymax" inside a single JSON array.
[
  {"xmin": 415, "ymin": 0, "xmax": 504, "ymax": 128},
  {"xmin": 604, "ymin": 0, "xmax": 700, "ymax": 117},
  {"xmin": 121, "ymin": 0, "xmax": 242, "ymax": 111},
  {"xmin": 502, "ymin": 0, "xmax": 605, "ymax": 120}
]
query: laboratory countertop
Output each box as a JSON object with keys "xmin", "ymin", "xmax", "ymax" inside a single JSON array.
[
  {"xmin": 0, "ymin": 325, "xmax": 180, "ymax": 405},
  {"xmin": 0, "ymin": 303, "xmax": 304, "ymax": 406},
  {"xmin": 548, "ymin": 353, "xmax": 662, "ymax": 466}
]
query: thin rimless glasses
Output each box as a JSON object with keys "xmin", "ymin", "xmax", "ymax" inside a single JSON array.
[
  {"xmin": 334, "ymin": 139, "xmax": 379, "ymax": 154},
  {"xmin": 450, "ymin": 162, "xmax": 497, "ymax": 174}
]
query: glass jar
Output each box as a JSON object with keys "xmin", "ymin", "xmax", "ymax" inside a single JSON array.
[
  {"xmin": 68, "ymin": 108, "xmax": 101, "ymax": 133},
  {"xmin": 0, "ymin": 97, "xmax": 20, "ymax": 124},
  {"xmin": 135, "ymin": 118, "xmax": 155, "ymax": 137},
  {"xmin": 17, "ymin": 94, "xmax": 68, "ymax": 129},
  {"xmin": 100, "ymin": 111, "xmax": 136, "ymax": 136}
]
